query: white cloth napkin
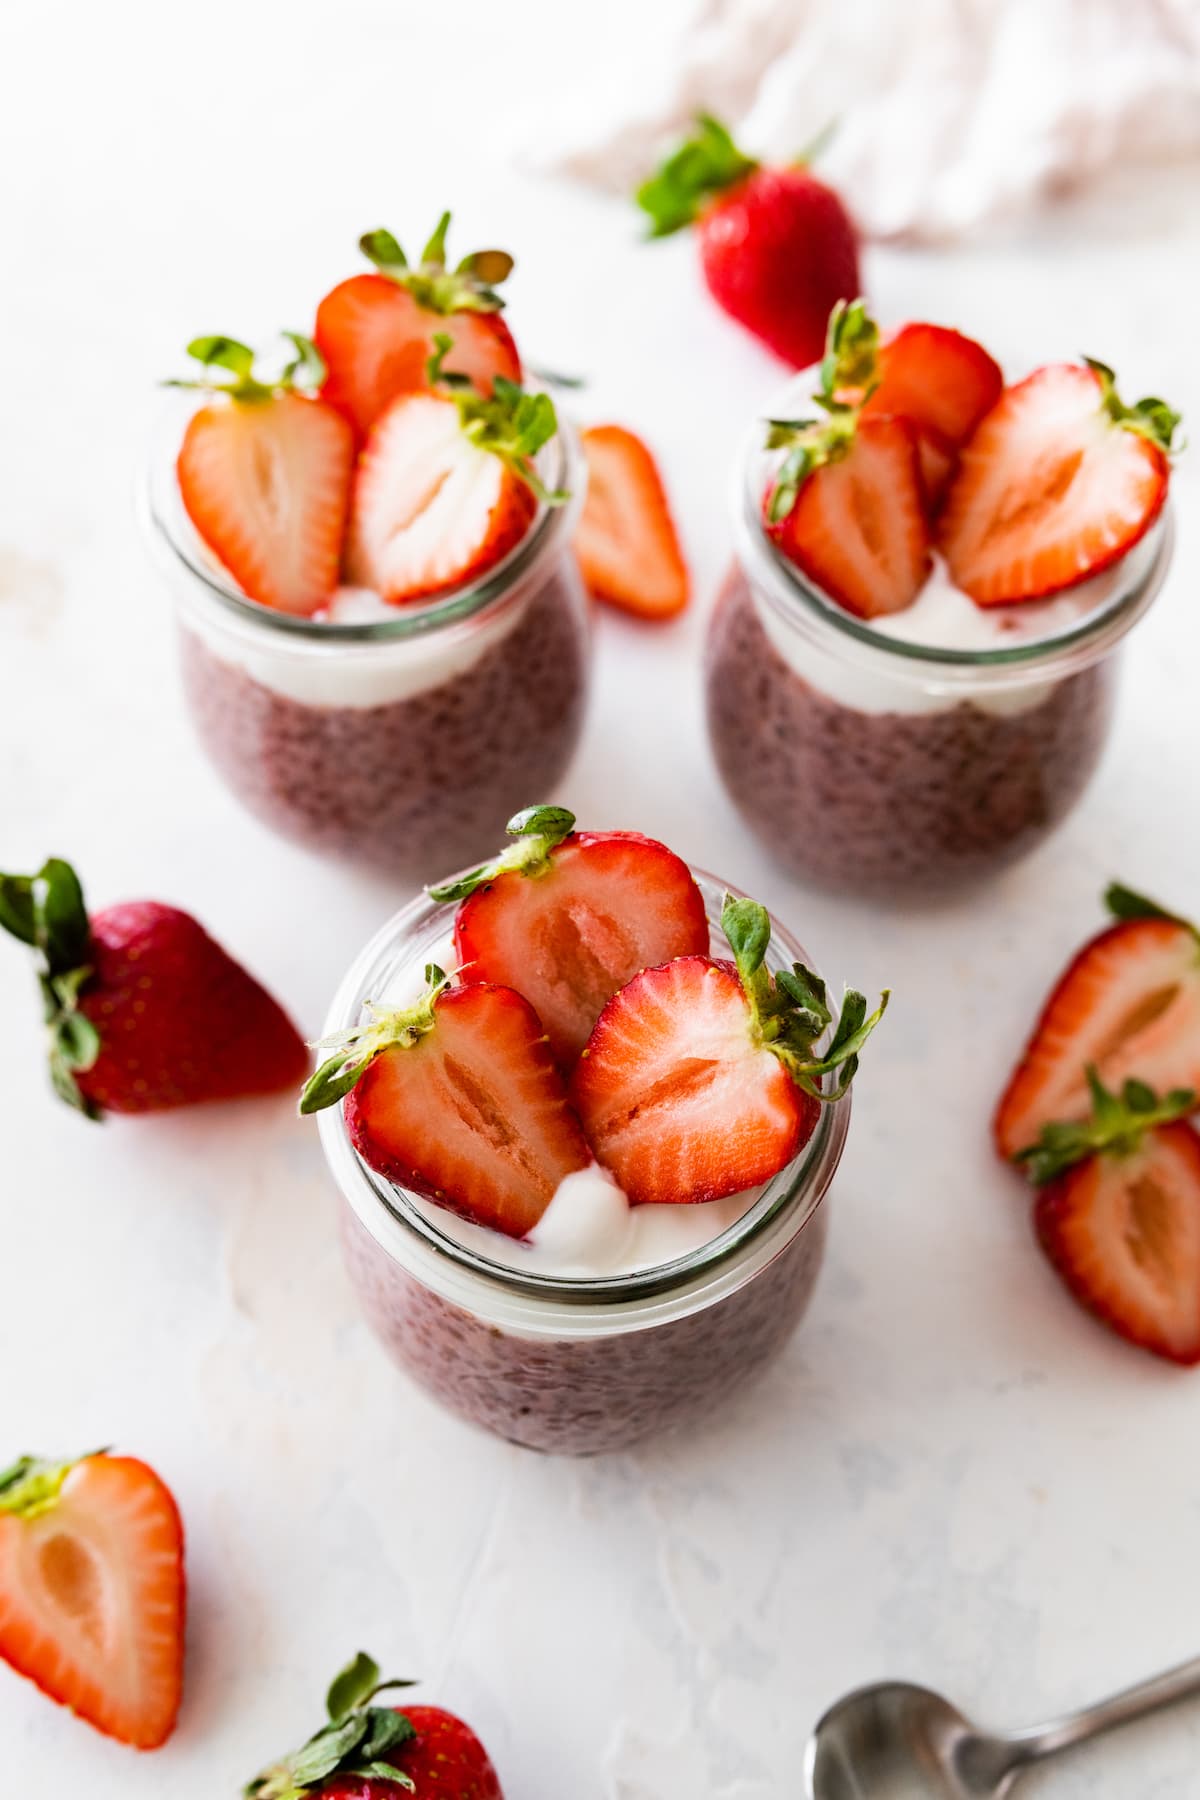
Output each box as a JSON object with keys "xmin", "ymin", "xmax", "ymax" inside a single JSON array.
[{"xmin": 544, "ymin": 0, "xmax": 1200, "ymax": 241}]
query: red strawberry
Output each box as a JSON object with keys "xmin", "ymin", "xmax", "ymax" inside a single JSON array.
[
  {"xmin": 246, "ymin": 1652, "xmax": 503, "ymax": 1799},
  {"xmin": 575, "ymin": 426, "xmax": 690, "ymax": 620},
  {"xmin": 937, "ymin": 360, "xmax": 1178, "ymax": 605},
  {"xmin": 0, "ymin": 857, "xmax": 309, "ymax": 1118},
  {"xmin": 861, "ymin": 323, "xmax": 1003, "ymax": 456},
  {"xmin": 302, "ymin": 969, "xmax": 590, "ymax": 1237},
  {"xmin": 315, "ymin": 217, "xmax": 521, "ymax": 440},
  {"xmin": 0, "ymin": 1451, "xmax": 185, "ymax": 1749},
  {"xmin": 173, "ymin": 333, "xmax": 354, "ymax": 616},
  {"xmin": 345, "ymin": 342, "xmax": 563, "ymax": 605},
  {"xmin": 637, "ymin": 115, "xmax": 860, "ymax": 369},
  {"xmin": 570, "ymin": 894, "xmax": 886, "ymax": 1206},
  {"xmin": 763, "ymin": 300, "xmax": 932, "ymax": 618},
  {"xmin": 431, "ymin": 806, "xmax": 709, "ymax": 1066},
  {"xmin": 1016, "ymin": 1070, "xmax": 1200, "ymax": 1364},
  {"xmin": 994, "ymin": 884, "xmax": 1200, "ymax": 1163},
  {"xmin": 910, "ymin": 424, "xmax": 958, "ymax": 511}
]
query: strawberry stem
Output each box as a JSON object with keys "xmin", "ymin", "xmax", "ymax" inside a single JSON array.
[
  {"xmin": 300, "ymin": 967, "xmax": 451, "ymax": 1115},
  {"xmin": 428, "ymin": 805, "xmax": 577, "ymax": 904},
  {"xmin": 1015, "ymin": 1066, "xmax": 1197, "ymax": 1185},
  {"xmin": 245, "ymin": 1652, "xmax": 418, "ymax": 1799},
  {"xmin": 721, "ymin": 894, "xmax": 888, "ymax": 1100},
  {"xmin": 426, "ymin": 337, "xmax": 568, "ymax": 506},
  {"xmin": 0, "ymin": 857, "xmax": 102, "ymax": 1118},
  {"xmin": 635, "ymin": 113, "xmax": 759, "ymax": 238},
  {"xmin": 359, "ymin": 215, "xmax": 514, "ymax": 316},
  {"xmin": 1082, "ymin": 358, "xmax": 1181, "ymax": 454},
  {"xmin": 763, "ymin": 297, "xmax": 878, "ymax": 523}
]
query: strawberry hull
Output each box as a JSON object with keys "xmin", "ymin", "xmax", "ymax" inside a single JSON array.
[{"xmin": 318, "ymin": 876, "xmax": 850, "ymax": 1454}]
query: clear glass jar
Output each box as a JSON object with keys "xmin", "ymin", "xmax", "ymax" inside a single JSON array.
[
  {"xmin": 318, "ymin": 872, "xmax": 849, "ymax": 1455},
  {"xmin": 706, "ymin": 426, "xmax": 1175, "ymax": 895},
  {"xmin": 141, "ymin": 398, "xmax": 591, "ymax": 875}
]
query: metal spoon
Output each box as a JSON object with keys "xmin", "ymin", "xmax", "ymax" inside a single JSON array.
[{"xmin": 806, "ymin": 1659, "xmax": 1200, "ymax": 1797}]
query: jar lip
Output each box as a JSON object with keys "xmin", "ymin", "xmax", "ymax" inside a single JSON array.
[
  {"xmin": 317, "ymin": 869, "xmax": 850, "ymax": 1309},
  {"xmin": 138, "ymin": 387, "xmax": 584, "ymax": 644},
  {"xmin": 732, "ymin": 404, "xmax": 1175, "ymax": 684}
]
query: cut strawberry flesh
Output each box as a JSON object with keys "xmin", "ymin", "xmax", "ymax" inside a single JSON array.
[
  {"xmin": 769, "ymin": 415, "xmax": 931, "ymax": 619},
  {"xmin": 576, "ymin": 426, "xmax": 690, "ymax": 619},
  {"xmin": 315, "ymin": 273, "xmax": 521, "ymax": 440},
  {"xmin": 937, "ymin": 363, "xmax": 1169, "ymax": 606},
  {"xmin": 347, "ymin": 983, "xmax": 590, "ymax": 1237},
  {"xmin": 0, "ymin": 1457, "xmax": 184, "ymax": 1749},
  {"xmin": 913, "ymin": 425, "xmax": 957, "ymax": 511},
  {"xmin": 862, "ymin": 322, "xmax": 1003, "ymax": 449},
  {"xmin": 570, "ymin": 956, "xmax": 817, "ymax": 1205},
  {"xmin": 346, "ymin": 393, "xmax": 535, "ymax": 604},
  {"xmin": 995, "ymin": 919, "xmax": 1200, "ymax": 1160},
  {"xmin": 454, "ymin": 833, "xmax": 710, "ymax": 1066},
  {"xmin": 177, "ymin": 392, "xmax": 354, "ymax": 616},
  {"xmin": 1036, "ymin": 1122, "xmax": 1200, "ymax": 1363}
]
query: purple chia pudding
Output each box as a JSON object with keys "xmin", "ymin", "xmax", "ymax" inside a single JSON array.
[
  {"xmin": 708, "ymin": 458, "xmax": 1173, "ymax": 896},
  {"xmin": 317, "ymin": 874, "xmax": 850, "ymax": 1455},
  {"xmin": 144, "ymin": 403, "xmax": 590, "ymax": 874}
]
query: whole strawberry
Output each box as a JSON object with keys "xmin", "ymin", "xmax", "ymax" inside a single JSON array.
[
  {"xmin": 637, "ymin": 114, "xmax": 861, "ymax": 368},
  {"xmin": 246, "ymin": 1652, "xmax": 503, "ymax": 1799},
  {"xmin": 0, "ymin": 858, "xmax": 309, "ymax": 1117}
]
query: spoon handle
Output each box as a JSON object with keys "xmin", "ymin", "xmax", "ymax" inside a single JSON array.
[{"xmin": 1014, "ymin": 1655, "xmax": 1200, "ymax": 1764}]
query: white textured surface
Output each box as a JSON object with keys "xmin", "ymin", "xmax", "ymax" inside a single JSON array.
[{"xmin": 2, "ymin": 3, "xmax": 1200, "ymax": 1796}]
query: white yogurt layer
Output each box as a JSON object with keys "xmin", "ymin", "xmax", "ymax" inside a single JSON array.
[
  {"xmin": 411, "ymin": 1162, "xmax": 757, "ymax": 1279},
  {"xmin": 368, "ymin": 932, "xmax": 761, "ymax": 1280}
]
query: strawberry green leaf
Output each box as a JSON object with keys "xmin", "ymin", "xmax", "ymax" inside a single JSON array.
[
  {"xmin": 1083, "ymin": 357, "xmax": 1182, "ymax": 454},
  {"xmin": 280, "ymin": 332, "xmax": 326, "ymax": 393},
  {"xmin": 0, "ymin": 1452, "xmax": 98, "ymax": 1520},
  {"xmin": 1104, "ymin": 881, "xmax": 1195, "ymax": 934},
  {"xmin": 1015, "ymin": 1066, "xmax": 1198, "ymax": 1185},
  {"xmin": 188, "ymin": 335, "xmax": 257, "ymax": 380},
  {"xmin": 246, "ymin": 1654, "xmax": 417, "ymax": 1800},
  {"xmin": 360, "ymin": 217, "xmax": 512, "ymax": 314},
  {"xmin": 326, "ymin": 1652, "xmax": 382, "ymax": 1723},
  {"xmin": 424, "ymin": 349, "xmax": 568, "ymax": 504},
  {"xmin": 762, "ymin": 298, "xmax": 877, "ymax": 522},
  {"xmin": 722, "ymin": 895, "xmax": 772, "ymax": 985},
  {"xmin": 636, "ymin": 113, "xmax": 758, "ymax": 237},
  {"xmin": 458, "ymin": 248, "xmax": 515, "ymax": 285},
  {"xmin": 300, "ymin": 973, "xmax": 451, "ymax": 1116},
  {"xmin": 0, "ymin": 874, "xmax": 36, "ymax": 945},
  {"xmin": 166, "ymin": 334, "xmax": 320, "ymax": 403},
  {"xmin": 428, "ymin": 807, "xmax": 576, "ymax": 903},
  {"xmin": 0, "ymin": 857, "xmax": 107, "ymax": 1118}
]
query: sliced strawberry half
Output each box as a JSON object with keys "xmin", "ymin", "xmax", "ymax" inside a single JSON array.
[
  {"xmin": 345, "ymin": 343, "xmax": 564, "ymax": 605},
  {"xmin": 569, "ymin": 893, "xmax": 886, "ymax": 1205},
  {"xmin": 995, "ymin": 885, "xmax": 1200, "ymax": 1162},
  {"xmin": 432, "ymin": 805, "xmax": 710, "ymax": 1066},
  {"xmin": 1016, "ymin": 1070, "xmax": 1200, "ymax": 1364},
  {"xmin": 912, "ymin": 424, "xmax": 958, "ymax": 511},
  {"xmin": 937, "ymin": 360, "xmax": 1178, "ymax": 605},
  {"xmin": 861, "ymin": 322, "xmax": 1003, "ymax": 456},
  {"xmin": 302, "ymin": 969, "xmax": 590, "ymax": 1237},
  {"xmin": 0, "ymin": 1452, "xmax": 185, "ymax": 1749},
  {"xmin": 174, "ymin": 334, "xmax": 354, "ymax": 616},
  {"xmin": 315, "ymin": 216, "xmax": 521, "ymax": 440},
  {"xmin": 576, "ymin": 426, "xmax": 690, "ymax": 620},
  {"xmin": 764, "ymin": 300, "xmax": 932, "ymax": 618}
]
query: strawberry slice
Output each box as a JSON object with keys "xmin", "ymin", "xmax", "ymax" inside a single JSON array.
[
  {"xmin": 0, "ymin": 1452, "xmax": 185, "ymax": 1749},
  {"xmin": 172, "ymin": 333, "xmax": 354, "ymax": 617},
  {"xmin": 576, "ymin": 426, "xmax": 690, "ymax": 619},
  {"xmin": 995, "ymin": 885, "xmax": 1200, "ymax": 1162},
  {"xmin": 911, "ymin": 424, "xmax": 958, "ymax": 511},
  {"xmin": 861, "ymin": 322, "xmax": 1003, "ymax": 456},
  {"xmin": 1016, "ymin": 1070, "xmax": 1200, "ymax": 1363},
  {"xmin": 937, "ymin": 360, "xmax": 1179, "ymax": 605},
  {"xmin": 246, "ymin": 1651, "xmax": 504, "ymax": 1800},
  {"xmin": 431, "ymin": 805, "xmax": 710, "ymax": 1066},
  {"xmin": 302, "ymin": 968, "xmax": 590, "ymax": 1237},
  {"xmin": 570, "ymin": 894, "xmax": 886, "ymax": 1205},
  {"xmin": 345, "ymin": 339, "xmax": 565, "ymax": 605},
  {"xmin": 315, "ymin": 216, "xmax": 521, "ymax": 440},
  {"xmin": 764, "ymin": 301, "xmax": 932, "ymax": 618}
]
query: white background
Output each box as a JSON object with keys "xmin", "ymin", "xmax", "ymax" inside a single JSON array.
[{"xmin": 2, "ymin": 1, "xmax": 1200, "ymax": 1794}]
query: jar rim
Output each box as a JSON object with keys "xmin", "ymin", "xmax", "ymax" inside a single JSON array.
[
  {"xmin": 732, "ymin": 404, "xmax": 1175, "ymax": 688},
  {"xmin": 138, "ymin": 387, "xmax": 585, "ymax": 644},
  {"xmin": 317, "ymin": 870, "xmax": 850, "ymax": 1320}
]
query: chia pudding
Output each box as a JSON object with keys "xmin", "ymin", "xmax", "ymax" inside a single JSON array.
[
  {"xmin": 142, "ymin": 400, "xmax": 590, "ymax": 875},
  {"xmin": 317, "ymin": 874, "xmax": 849, "ymax": 1455},
  {"xmin": 707, "ymin": 422, "xmax": 1174, "ymax": 896}
]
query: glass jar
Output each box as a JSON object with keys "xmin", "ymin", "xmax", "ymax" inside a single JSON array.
[
  {"xmin": 706, "ymin": 427, "xmax": 1174, "ymax": 895},
  {"xmin": 141, "ymin": 398, "xmax": 590, "ymax": 875},
  {"xmin": 318, "ymin": 872, "xmax": 849, "ymax": 1455}
]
